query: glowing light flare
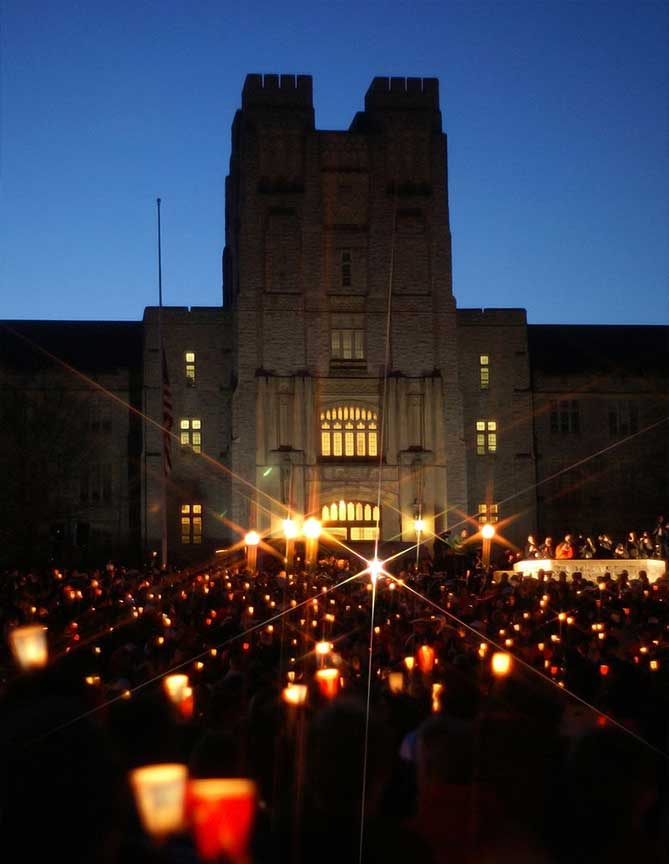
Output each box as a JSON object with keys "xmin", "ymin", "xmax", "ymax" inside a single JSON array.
[
  {"xmin": 481, "ymin": 523, "xmax": 496, "ymax": 540},
  {"xmin": 413, "ymin": 518, "xmax": 425, "ymax": 533},
  {"xmin": 282, "ymin": 684, "xmax": 308, "ymax": 706},
  {"xmin": 491, "ymin": 652, "xmax": 512, "ymax": 677},
  {"xmin": 130, "ymin": 763, "xmax": 188, "ymax": 840},
  {"xmin": 283, "ymin": 518, "xmax": 298, "ymax": 539},
  {"xmin": 303, "ymin": 518, "xmax": 321, "ymax": 540},
  {"xmin": 367, "ymin": 557, "xmax": 383, "ymax": 583},
  {"xmin": 431, "ymin": 682, "xmax": 444, "ymax": 713},
  {"xmin": 244, "ymin": 531, "xmax": 260, "ymax": 547}
]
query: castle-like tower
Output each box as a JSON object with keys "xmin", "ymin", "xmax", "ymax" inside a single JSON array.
[
  {"xmin": 2, "ymin": 75, "xmax": 665, "ymax": 569},
  {"xmin": 225, "ymin": 74, "xmax": 468, "ymax": 546}
]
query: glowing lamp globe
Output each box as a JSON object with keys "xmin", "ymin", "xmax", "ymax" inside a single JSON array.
[
  {"xmin": 303, "ymin": 518, "xmax": 321, "ymax": 540},
  {"xmin": 481, "ymin": 523, "xmax": 496, "ymax": 540},
  {"xmin": 130, "ymin": 763, "xmax": 188, "ymax": 840},
  {"xmin": 413, "ymin": 518, "xmax": 425, "ymax": 533},
  {"xmin": 244, "ymin": 531, "xmax": 260, "ymax": 547},
  {"xmin": 9, "ymin": 624, "xmax": 48, "ymax": 670},
  {"xmin": 282, "ymin": 518, "xmax": 298, "ymax": 539},
  {"xmin": 188, "ymin": 778, "xmax": 256, "ymax": 863},
  {"xmin": 491, "ymin": 652, "xmax": 512, "ymax": 677},
  {"xmin": 315, "ymin": 641, "xmax": 331, "ymax": 656}
]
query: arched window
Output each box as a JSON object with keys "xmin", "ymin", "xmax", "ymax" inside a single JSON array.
[
  {"xmin": 321, "ymin": 499, "xmax": 380, "ymax": 541},
  {"xmin": 320, "ymin": 405, "xmax": 378, "ymax": 458}
]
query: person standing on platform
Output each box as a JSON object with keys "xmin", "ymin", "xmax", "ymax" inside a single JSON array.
[{"xmin": 556, "ymin": 534, "xmax": 575, "ymax": 560}]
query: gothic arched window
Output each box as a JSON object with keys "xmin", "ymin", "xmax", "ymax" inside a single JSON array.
[
  {"xmin": 321, "ymin": 499, "xmax": 380, "ymax": 541},
  {"xmin": 320, "ymin": 405, "xmax": 378, "ymax": 458}
]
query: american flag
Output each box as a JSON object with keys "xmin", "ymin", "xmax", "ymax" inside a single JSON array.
[{"xmin": 162, "ymin": 346, "xmax": 173, "ymax": 476}]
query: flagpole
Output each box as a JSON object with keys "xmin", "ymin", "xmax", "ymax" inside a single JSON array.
[{"xmin": 157, "ymin": 197, "xmax": 168, "ymax": 570}]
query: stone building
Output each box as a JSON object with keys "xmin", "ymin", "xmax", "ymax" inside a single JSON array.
[{"xmin": 1, "ymin": 74, "xmax": 666, "ymax": 568}]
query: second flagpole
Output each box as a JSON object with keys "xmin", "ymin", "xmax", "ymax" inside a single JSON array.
[{"xmin": 157, "ymin": 197, "xmax": 168, "ymax": 570}]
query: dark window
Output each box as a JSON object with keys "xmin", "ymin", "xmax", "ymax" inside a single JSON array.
[
  {"xmin": 550, "ymin": 400, "xmax": 579, "ymax": 434},
  {"xmin": 341, "ymin": 250, "xmax": 352, "ymax": 287}
]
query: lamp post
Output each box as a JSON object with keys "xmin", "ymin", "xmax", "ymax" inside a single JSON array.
[
  {"xmin": 244, "ymin": 531, "xmax": 260, "ymax": 573},
  {"xmin": 413, "ymin": 515, "xmax": 425, "ymax": 568},
  {"xmin": 283, "ymin": 518, "xmax": 298, "ymax": 573},
  {"xmin": 481, "ymin": 522, "xmax": 496, "ymax": 571},
  {"xmin": 303, "ymin": 518, "xmax": 321, "ymax": 571}
]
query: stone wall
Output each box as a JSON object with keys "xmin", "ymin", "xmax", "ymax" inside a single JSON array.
[{"xmin": 143, "ymin": 307, "xmax": 231, "ymax": 562}]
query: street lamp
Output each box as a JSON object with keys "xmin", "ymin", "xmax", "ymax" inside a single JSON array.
[
  {"xmin": 413, "ymin": 513, "xmax": 425, "ymax": 567},
  {"xmin": 303, "ymin": 518, "xmax": 321, "ymax": 569},
  {"xmin": 244, "ymin": 531, "xmax": 260, "ymax": 573},
  {"xmin": 283, "ymin": 518, "xmax": 298, "ymax": 572},
  {"xmin": 481, "ymin": 522, "xmax": 495, "ymax": 571}
]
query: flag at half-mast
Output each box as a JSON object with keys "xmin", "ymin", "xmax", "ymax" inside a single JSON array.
[{"xmin": 162, "ymin": 347, "xmax": 173, "ymax": 476}]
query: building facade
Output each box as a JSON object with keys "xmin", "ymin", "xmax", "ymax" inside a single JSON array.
[{"xmin": 1, "ymin": 75, "xmax": 666, "ymax": 568}]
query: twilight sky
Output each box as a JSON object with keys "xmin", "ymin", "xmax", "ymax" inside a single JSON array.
[{"xmin": 1, "ymin": 0, "xmax": 667, "ymax": 324}]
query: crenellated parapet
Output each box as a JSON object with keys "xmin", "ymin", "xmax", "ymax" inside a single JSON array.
[
  {"xmin": 364, "ymin": 76, "xmax": 440, "ymax": 112},
  {"xmin": 242, "ymin": 73, "xmax": 314, "ymax": 112}
]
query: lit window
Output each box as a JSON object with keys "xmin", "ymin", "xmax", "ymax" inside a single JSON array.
[
  {"xmin": 321, "ymin": 499, "xmax": 379, "ymax": 541},
  {"xmin": 181, "ymin": 503, "xmax": 203, "ymax": 544},
  {"xmin": 341, "ymin": 250, "xmax": 352, "ymax": 287},
  {"xmin": 331, "ymin": 313, "xmax": 365, "ymax": 363},
  {"xmin": 476, "ymin": 420, "xmax": 497, "ymax": 455},
  {"xmin": 479, "ymin": 355, "xmax": 490, "ymax": 390},
  {"xmin": 320, "ymin": 406, "xmax": 377, "ymax": 458},
  {"xmin": 180, "ymin": 418, "xmax": 202, "ymax": 454},
  {"xmin": 185, "ymin": 352, "xmax": 196, "ymax": 387},
  {"xmin": 550, "ymin": 400, "xmax": 580, "ymax": 434},
  {"xmin": 477, "ymin": 503, "xmax": 499, "ymax": 524}
]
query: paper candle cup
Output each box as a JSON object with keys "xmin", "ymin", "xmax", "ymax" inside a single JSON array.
[
  {"xmin": 315, "ymin": 667, "xmax": 339, "ymax": 699},
  {"xmin": 130, "ymin": 763, "xmax": 188, "ymax": 839},
  {"xmin": 9, "ymin": 625, "xmax": 48, "ymax": 670},
  {"xmin": 188, "ymin": 778, "xmax": 256, "ymax": 862}
]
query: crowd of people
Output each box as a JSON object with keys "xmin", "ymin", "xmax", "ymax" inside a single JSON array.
[
  {"xmin": 1, "ymin": 530, "xmax": 668, "ymax": 862},
  {"xmin": 434, "ymin": 515, "xmax": 669, "ymax": 574}
]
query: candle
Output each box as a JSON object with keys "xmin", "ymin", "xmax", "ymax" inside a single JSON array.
[
  {"xmin": 9, "ymin": 625, "xmax": 48, "ymax": 670},
  {"xmin": 417, "ymin": 645, "xmax": 435, "ymax": 675},
  {"xmin": 316, "ymin": 668, "xmax": 339, "ymax": 699},
  {"xmin": 130, "ymin": 764, "xmax": 188, "ymax": 840},
  {"xmin": 164, "ymin": 674, "xmax": 189, "ymax": 703},
  {"xmin": 188, "ymin": 778, "xmax": 256, "ymax": 863},
  {"xmin": 388, "ymin": 671, "xmax": 404, "ymax": 694},
  {"xmin": 282, "ymin": 684, "xmax": 308, "ymax": 706},
  {"xmin": 491, "ymin": 652, "xmax": 512, "ymax": 677}
]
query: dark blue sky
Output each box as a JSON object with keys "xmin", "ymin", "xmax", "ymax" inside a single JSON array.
[{"xmin": 2, "ymin": 0, "xmax": 667, "ymax": 323}]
